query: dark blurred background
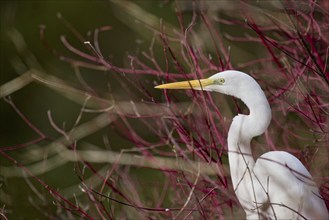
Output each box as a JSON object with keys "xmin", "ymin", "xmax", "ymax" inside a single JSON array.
[
  {"xmin": 1, "ymin": 1, "xmax": 328, "ymax": 219},
  {"xmin": 0, "ymin": 1, "xmax": 166, "ymax": 218}
]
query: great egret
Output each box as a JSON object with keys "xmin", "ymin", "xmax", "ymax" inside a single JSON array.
[{"xmin": 155, "ymin": 70, "xmax": 328, "ymax": 219}]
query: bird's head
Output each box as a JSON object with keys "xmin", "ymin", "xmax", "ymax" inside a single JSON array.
[
  {"xmin": 156, "ymin": 70, "xmax": 272, "ymax": 139},
  {"xmin": 155, "ymin": 70, "xmax": 260, "ymax": 100}
]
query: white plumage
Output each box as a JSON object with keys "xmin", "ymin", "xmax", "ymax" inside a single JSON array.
[{"xmin": 156, "ymin": 70, "xmax": 328, "ymax": 219}]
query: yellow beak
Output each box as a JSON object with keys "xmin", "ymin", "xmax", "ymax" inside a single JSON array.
[{"xmin": 155, "ymin": 78, "xmax": 213, "ymax": 90}]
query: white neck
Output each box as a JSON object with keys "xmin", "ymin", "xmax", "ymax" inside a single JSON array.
[{"xmin": 227, "ymin": 86, "xmax": 271, "ymax": 191}]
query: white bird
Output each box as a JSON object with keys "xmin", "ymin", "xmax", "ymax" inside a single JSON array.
[{"xmin": 155, "ymin": 70, "xmax": 329, "ymax": 219}]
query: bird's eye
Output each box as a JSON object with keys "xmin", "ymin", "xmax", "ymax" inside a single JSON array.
[{"xmin": 214, "ymin": 78, "xmax": 225, "ymax": 84}]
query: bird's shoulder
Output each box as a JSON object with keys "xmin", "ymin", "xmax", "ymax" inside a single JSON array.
[{"xmin": 255, "ymin": 151, "xmax": 314, "ymax": 183}]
